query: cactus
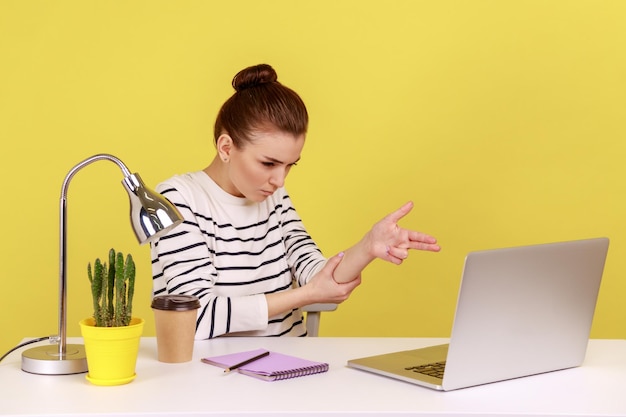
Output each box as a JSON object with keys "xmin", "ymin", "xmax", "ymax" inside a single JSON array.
[
  {"xmin": 107, "ymin": 248, "xmax": 115, "ymax": 321},
  {"xmin": 88, "ymin": 260, "xmax": 104, "ymax": 327},
  {"xmin": 125, "ymin": 254, "xmax": 135, "ymax": 326},
  {"xmin": 87, "ymin": 249, "xmax": 136, "ymax": 327}
]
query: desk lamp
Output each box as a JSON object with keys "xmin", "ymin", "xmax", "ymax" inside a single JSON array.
[{"xmin": 21, "ymin": 153, "xmax": 183, "ymax": 375}]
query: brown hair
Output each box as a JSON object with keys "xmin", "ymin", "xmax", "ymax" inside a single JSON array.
[{"xmin": 213, "ymin": 64, "xmax": 309, "ymax": 147}]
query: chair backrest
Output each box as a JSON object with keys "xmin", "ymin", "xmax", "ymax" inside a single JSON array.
[{"xmin": 301, "ymin": 303, "xmax": 337, "ymax": 337}]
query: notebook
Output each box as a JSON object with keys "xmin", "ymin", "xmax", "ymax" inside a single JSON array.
[
  {"xmin": 347, "ymin": 237, "xmax": 610, "ymax": 391},
  {"xmin": 202, "ymin": 348, "xmax": 329, "ymax": 381}
]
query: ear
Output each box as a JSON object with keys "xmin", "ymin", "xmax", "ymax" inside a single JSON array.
[{"xmin": 216, "ymin": 134, "xmax": 234, "ymax": 162}]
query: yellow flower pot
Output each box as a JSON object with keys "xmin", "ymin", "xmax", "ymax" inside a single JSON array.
[{"xmin": 79, "ymin": 317, "xmax": 144, "ymax": 386}]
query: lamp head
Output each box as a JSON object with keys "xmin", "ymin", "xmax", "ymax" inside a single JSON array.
[{"xmin": 122, "ymin": 173, "xmax": 183, "ymax": 244}]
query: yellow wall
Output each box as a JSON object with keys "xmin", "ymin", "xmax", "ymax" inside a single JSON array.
[{"xmin": 1, "ymin": 1, "xmax": 625, "ymax": 356}]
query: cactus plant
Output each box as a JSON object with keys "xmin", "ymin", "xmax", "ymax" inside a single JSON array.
[{"xmin": 87, "ymin": 248, "xmax": 136, "ymax": 327}]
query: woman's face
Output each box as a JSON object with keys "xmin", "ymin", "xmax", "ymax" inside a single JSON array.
[{"xmin": 222, "ymin": 129, "xmax": 305, "ymax": 202}]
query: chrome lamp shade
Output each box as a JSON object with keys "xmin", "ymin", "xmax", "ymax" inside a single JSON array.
[
  {"xmin": 21, "ymin": 154, "xmax": 183, "ymax": 375},
  {"xmin": 123, "ymin": 172, "xmax": 183, "ymax": 244}
]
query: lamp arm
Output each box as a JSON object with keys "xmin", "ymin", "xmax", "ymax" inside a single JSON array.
[
  {"xmin": 61, "ymin": 154, "xmax": 132, "ymax": 197},
  {"xmin": 57, "ymin": 154, "xmax": 134, "ymax": 356}
]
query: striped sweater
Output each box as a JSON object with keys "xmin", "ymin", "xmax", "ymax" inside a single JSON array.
[{"xmin": 150, "ymin": 171, "xmax": 327, "ymax": 338}]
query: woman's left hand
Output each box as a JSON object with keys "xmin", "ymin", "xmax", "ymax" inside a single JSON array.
[{"xmin": 365, "ymin": 201, "xmax": 440, "ymax": 265}]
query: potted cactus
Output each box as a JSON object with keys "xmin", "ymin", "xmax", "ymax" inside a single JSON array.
[
  {"xmin": 88, "ymin": 248, "xmax": 136, "ymax": 327},
  {"xmin": 79, "ymin": 248, "xmax": 144, "ymax": 386}
]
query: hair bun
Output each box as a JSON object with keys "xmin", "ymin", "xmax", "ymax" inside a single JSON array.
[{"xmin": 232, "ymin": 64, "xmax": 278, "ymax": 91}]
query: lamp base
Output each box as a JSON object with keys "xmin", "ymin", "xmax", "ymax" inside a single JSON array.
[{"xmin": 21, "ymin": 344, "xmax": 88, "ymax": 375}]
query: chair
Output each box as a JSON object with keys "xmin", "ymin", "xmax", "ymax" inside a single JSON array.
[{"xmin": 302, "ymin": 303, "xmax": 337, "ymax": 337}]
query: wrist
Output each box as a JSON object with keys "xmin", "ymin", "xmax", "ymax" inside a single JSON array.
[
  {"xmin": 266, "ymin": 286, "xmax": 314, "ymax": 317},
  {"xmin": 291, "ymin": 285, "xmax": 317, "ymax": 309},
  {"xmin": 356, "ymin": 233, "xmax": 377, "ymax": 262}
]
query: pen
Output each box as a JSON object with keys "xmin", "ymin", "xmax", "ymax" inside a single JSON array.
[{"xmin": 224, "ymin": 350, "xmax": 270, "ymax": 373}]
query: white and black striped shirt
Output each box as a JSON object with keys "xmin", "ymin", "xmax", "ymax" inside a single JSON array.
[{"xmin": 151, "ymin": 171, "xmax": 326, "ymax": 338}]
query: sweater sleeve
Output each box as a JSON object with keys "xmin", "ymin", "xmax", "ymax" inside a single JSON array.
[
  {"xmin": 150, "ymin": 180, "xmax": 269, "ymax": 339},
  {"xmin": 279, "ymin": 194, "xmax": 327, "ymax": 287}
]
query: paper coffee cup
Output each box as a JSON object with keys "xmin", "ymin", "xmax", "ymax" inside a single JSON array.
[{"xmin": 151, "ymin": 295, "xmax": 200, "ymax": 363}]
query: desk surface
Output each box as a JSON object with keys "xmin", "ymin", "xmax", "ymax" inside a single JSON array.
[{"xmin": 1, "ymin": 337, "xmax": 626, "ymax": 417}]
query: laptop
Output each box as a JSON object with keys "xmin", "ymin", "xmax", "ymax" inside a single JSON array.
[{"xmin": 347, "ymin": 237, "xmax": 610, "ymax": 391}]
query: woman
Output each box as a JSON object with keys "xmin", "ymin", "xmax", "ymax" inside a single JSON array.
[{"xmin": 151, "ymin": 64, "xmax": 440, "ymax": 338}]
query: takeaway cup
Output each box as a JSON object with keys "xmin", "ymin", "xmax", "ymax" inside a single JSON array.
[{"xmin": 151, "ymin": 295, "xmax": 200, "ymax": 363}]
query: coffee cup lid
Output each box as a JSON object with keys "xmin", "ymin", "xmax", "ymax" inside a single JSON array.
[{"xmin": 151, "ymin": 294, "xmax": 201, "ymax": 311}]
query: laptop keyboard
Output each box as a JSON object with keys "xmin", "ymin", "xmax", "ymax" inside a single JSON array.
[{"xmin": 405, "ymin": 361, "xmax": 446, "ymax": 379}]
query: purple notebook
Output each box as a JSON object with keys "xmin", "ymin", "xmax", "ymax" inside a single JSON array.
[{"xmin": 201, "ymin": 348, "xmax": 329, "ymax": 381}]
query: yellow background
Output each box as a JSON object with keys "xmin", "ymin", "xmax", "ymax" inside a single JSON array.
[{"xmin": 1, "ymin": 1, "xmax": 625, "ymax": 357}]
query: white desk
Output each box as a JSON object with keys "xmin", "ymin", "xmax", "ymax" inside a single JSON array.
[{"xmin": 1, "ymin": 337, "xmax": 626, "ymax": 417}]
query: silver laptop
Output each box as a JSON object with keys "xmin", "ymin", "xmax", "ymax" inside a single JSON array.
[{"xmin": 348, "ymin": 237, "xmax": 609, "ymax": 391}]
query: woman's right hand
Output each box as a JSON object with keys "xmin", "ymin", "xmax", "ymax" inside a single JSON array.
[
  {"xmin": 266, "ymin": 252, "xmax": 361, "ymax": 317},
  {"xmin": 305, "ymin": 252, "xmax": 362, "ymax": 304}
]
